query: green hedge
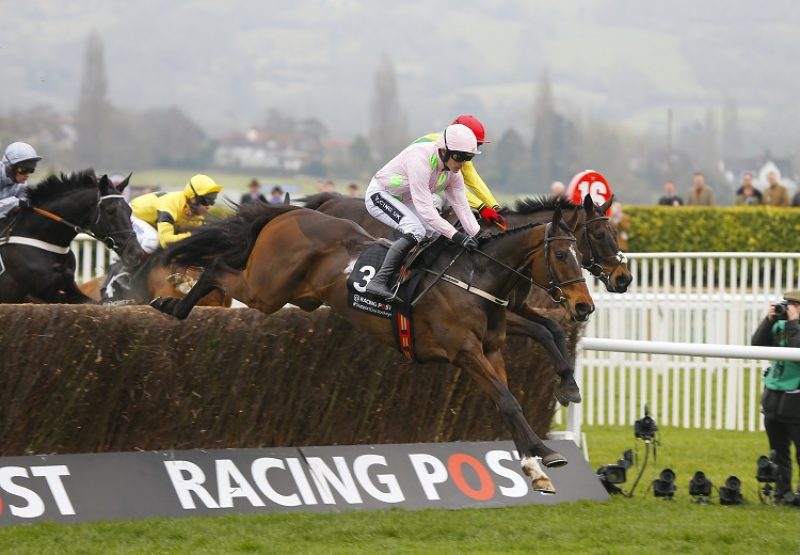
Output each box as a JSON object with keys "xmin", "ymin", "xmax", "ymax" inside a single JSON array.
[{"xmin": 626, "ymin": 206, "xmax": 800, "ymax": 252}]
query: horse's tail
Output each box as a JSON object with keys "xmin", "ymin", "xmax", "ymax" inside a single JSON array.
[
  {"xmin": 297, "ymin": 192, "xmax": 342, "ymax": 211},
  {"xmin": 165, "ymin": 203, "xmax": 300, "ymax": 271}
]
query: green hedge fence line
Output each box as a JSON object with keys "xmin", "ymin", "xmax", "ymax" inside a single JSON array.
[{"xmin": 626, "ymin": 206, "xmax": 800, "ymax": 252}]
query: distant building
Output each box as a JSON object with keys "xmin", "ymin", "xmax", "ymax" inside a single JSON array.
[{"xmin": 213, "ymin": 128, "xmax": 308, "ymax": 172}]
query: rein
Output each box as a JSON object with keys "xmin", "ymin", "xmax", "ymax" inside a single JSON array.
[
  {"xmin": 30, "ymin": 193, "xmax": 133, "ymax": 251},
  {"xmin": 412, "ymin": 222, "xmax": 585, "ymax": 307}
]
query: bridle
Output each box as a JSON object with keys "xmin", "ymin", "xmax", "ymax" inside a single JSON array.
[
  {"xmin": 472, "ymin": 221, "xmax": 586, "ymax": 304},
  {"xmin": 31, "ymin": 192, "xmax": 136, "ymax": 253},
  {"xmin": 581, "ymin": 212, "xmax": 628, "ymax": 286}
]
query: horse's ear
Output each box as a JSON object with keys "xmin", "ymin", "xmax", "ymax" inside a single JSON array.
[
  {"xmin": 117, "ymin": 172, "xmax": 133, "ymax": 192},
  {"xmin": 567, "ymin": 206, "xmax": 581, "ymax": 232},
  {"xmin": 98, "ymin": 174, "xmax": 111, "ymax": 192},
  {"xmin": 553, "ymin": 204, "xmax": 563, "ymax": 229},
  {"xmin": 284, "ymin": 192, "xmax": 291, "ymax": 205},
  {"xmin": 600, "ymin": 195, "xmax": 614, "ymax": 214},
  {"xmin": 583, "ymin": 192, "xmax": 594, "ymax": 213}
]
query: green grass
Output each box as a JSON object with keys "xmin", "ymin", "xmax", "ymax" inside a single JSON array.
[{"xmin": 1, "ymin": 426, "xmax": 796, "ymax": 554}]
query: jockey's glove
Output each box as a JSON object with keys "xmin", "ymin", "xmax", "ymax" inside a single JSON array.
[
  {"xmin": 18, "ymin": 198, "xmax": 32, "ymax": 210},
  {"xmin": 479, "ymin": 205, "xmax": 507, "ymax": 230},
  {"xmin": 452, "ymin": 231, "xmax": 479, "ymax": 252}
]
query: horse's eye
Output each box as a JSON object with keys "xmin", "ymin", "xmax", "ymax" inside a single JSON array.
[
  {"xmin": 556, "ymin": 250, "xmax": 565, "ymax": 260},
  {"xmin": 594, "ymin": 232, "xmax": 604, "ymax": 240}
]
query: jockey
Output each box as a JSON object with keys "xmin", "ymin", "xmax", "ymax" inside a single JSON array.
[
  {"xmin": 411, "ymin": 115, "xmax": 506, "ymax": 229},
  {"xmin": 0, "ymin": 142, "xmax": 42, "ymax": 220},
  {"xmin": 129, "ymin": 174, "xmax": 223, "ymax": 253},
  {"xmin": 100, "ymin": 174, "xmax": 223, "ymax": 303},
  {"xmin": 364, "ymin": 123, "xmax": 481, "ymax": 300}
]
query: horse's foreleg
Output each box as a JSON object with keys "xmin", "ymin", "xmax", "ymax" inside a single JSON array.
[
  {"xmin": 151, "ymin": 262, "xmax": 223, "ymax": 319},
  {"xmin": 507, "ymin": 307, "xmax": 580, "ymax": 406},
  {"xmin": 457, "ymin": 347, "xmax": 565, "ymax": 494}
]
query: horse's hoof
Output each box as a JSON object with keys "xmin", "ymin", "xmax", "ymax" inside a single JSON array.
[
  {"xmin": 542, "ymin": 452, "xmax": 568, "ymax": 468},
  {"xmin": 532, "ymin": 477, "xmax": 556, "ymax": 495},
  {"xmin": 555, "ymin": 379, "xmax": 582, "ymax": 407}
]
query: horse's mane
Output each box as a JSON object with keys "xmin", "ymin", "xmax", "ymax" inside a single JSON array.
[
  {"xmin": 165, "ymin": 202, "xmax": 301, "ymax": 270},
  {"xmin": 478, "ymin": 195, "xmax": 579, "ymax": 245},
  {"xmin": 29, "ymin": 169, "xmax": 98, "ymax": 203},
  {"xmin": 299, "ymin": 192, "xmax": 343, "ymax": 210},
  {"xmin": 512, "ymin": 195, "xmax": 578, "ymax": 215}
]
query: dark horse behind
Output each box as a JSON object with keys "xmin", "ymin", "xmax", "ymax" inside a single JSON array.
[
  {"xmin": 0, "ymin": 170, "xmax": 144, "ymax": 303},
  {"xmin": 152, "ymin": 202, "xmax": 595, "ymax": 494}
]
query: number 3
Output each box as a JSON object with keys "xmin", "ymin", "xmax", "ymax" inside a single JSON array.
[{"xmin": 353, "ymin": 264, "xmax": 376, "ymax": 292}]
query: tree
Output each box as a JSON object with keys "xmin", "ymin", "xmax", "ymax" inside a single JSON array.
[
  {"xmin": 721, "ymin": 97, "xmax": 743, "ymax": 160},
  {"xmin": 346, "ymin": 134, "xmax": 374, "ymax": 179},
  {"xmin": 530, "ymin": 69, "xmax": 578, "ymax": 189},
  {"xmin": 74, "ymin": 31, "xmax": 113, "ymax": 166},
  {"xmin": 368, "ymin": 55, "xmax": 409, "ymax": 162},
  {"xmin": 480, "ymin": 128, "xmax": 529, "ymax": 193}
]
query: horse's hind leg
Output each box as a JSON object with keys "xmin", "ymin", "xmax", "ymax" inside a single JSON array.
[
  {"xmin": 507, "ymin": 309, "xmax": 580, "ymax": 406},
  {"xmin": 151, "ymin": 261, "xmax": 224, "ymax": 319},
  {"xmin": 457, "ymin": 346, "xmax": 565, "ymax": 494}
]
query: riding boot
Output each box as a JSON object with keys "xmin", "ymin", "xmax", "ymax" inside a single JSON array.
[{"xmin": 365, "ymin": 233, "xmax": 417, "ymax": 300}]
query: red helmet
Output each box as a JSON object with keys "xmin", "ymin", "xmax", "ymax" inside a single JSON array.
[{"xmin": 451, "ymin": 114, "xmax": 490, "ymax": 144}]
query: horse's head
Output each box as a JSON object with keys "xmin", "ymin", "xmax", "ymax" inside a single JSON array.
[
  {"xmin": 581, "ymin": 194, "xmax": 632, "ymax": 293},
  {"xmin": 532, "ymin": 206, "xmax": 595, "ymax": 322},
  {"xmin": 92, "ymin": 174, "xmax": 145, "ymax": 267}
]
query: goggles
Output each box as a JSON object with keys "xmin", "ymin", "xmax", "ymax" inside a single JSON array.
[
  {"xmin": 14, "ymin": 165, "xmax": 36, "ymax": 175},
  {"xmin": 195, "ymin": 194, "xmax": 217, "ymax": 207},
  {"xmin": 450, "ymin": 151, "xmax": 475, "ymax": 163}
]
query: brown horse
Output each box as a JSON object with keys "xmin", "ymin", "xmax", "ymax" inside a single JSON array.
[
  {"xmin": 152, "ymin": 202, "xmax": 594, "ymax": 494},
  {"xmin": 301, "ymin": 192, "xmax": 633, "ymax": 404}
]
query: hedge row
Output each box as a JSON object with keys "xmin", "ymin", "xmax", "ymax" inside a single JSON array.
[
  {"xmin": 0, "ymin": 305, "xmax": 582, "ymax": 456},
  {"xmin": 626, "ymin": 206, "xmax": 800, "ymax": 252}
]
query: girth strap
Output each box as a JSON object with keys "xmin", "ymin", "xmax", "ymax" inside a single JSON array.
[{"xmin": 439, "ymin": 273, "xmax": 509, "ymax": 306}]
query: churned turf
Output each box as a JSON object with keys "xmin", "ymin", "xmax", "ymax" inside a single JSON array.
[{"xmin": 1, "ymin": 426, "xmax": 796, "ymax": 554}]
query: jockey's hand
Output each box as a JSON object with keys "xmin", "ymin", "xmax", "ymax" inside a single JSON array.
[
  {"xmin": 452, "ymin": 231, "xmax": 478, "ymax": 252},
  {"xmin": 479, "ymin": 205, "xmax": 507, "ymax": 230},
  {"xmin": 18, "ymin": 198, "xmax": 32, "ymax": 210}
]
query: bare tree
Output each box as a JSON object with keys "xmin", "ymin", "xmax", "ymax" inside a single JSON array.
[
  {"xmin": 368, "ymin": 55, "xmax": 409, "ymax": 163},
  {"xmin": 74, "ymin": 31, "xmax": 113, "ymax": 166}
]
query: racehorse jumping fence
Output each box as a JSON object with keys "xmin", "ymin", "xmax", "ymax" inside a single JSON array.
[{"xmin": 72, "ymin": 236, "xmax": 797, "ymax": 436}]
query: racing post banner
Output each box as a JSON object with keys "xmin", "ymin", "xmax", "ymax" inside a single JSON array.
[{"xmin": 0, "ymin": 440, "xmax": 606, "ymax": 526}]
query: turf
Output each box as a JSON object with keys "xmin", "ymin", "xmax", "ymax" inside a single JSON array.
[{"xmin": 1, "ymin": 426, "xmax": 796, "ymax": 554}]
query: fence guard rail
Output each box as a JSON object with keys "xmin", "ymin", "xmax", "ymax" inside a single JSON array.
[{"xmin": 564, "ymin": 339, "xmax": 798, "ymax": 446}]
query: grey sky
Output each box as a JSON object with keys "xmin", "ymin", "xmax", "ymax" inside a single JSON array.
[{"xmin": 5, "ymin": 0, "xmax": 800, "ymax": 150}]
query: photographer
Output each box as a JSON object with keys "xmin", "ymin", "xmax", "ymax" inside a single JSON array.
[{"xmin": 752, "ymin": 291, "xmax": 800, "ymax": 504}]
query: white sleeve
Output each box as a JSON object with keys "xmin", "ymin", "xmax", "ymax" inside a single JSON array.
[{"xmin": 445, "ymin": 175, "xmax": 481, "ymax": 236}]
